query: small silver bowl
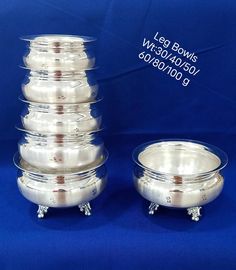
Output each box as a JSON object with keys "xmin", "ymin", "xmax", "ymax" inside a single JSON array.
[
  {"xmin": 22, "ymin": 35, "xmax": 96, "ymax": 71},
  {"xmin": 133, "ymin": 139, "xmax": 228, "ymax": 221},
  {"xmin": 20, "ymin": 98, "xmax": 102, "ymax": 134},
  {"xmin": 23, "ymin": 34, "xmax": 95, "ymax": 48},
  {"xmin": 18, "ymin": 129, "xmax": 105, "ymax": 171},
  {"xmin": 22, "ymin": 70, "xmax": 98, "ymax": 104},
  {"xmin": 14, "ymin": 150, "xmax": 108, "ymax": 218}
]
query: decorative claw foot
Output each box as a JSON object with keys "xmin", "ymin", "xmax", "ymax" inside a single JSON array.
[
  {"xmin": 37, "ymin": 205, "xmax": 49, "ymax": 219},
  {"xmin": 78, "ymin": 202, "xmax": 92, "ymax": 216},
  {"xmin": 187, "ymin": 206, "xmax": 202, "ymax": 221},
  {"xmin": 148, "ymin": 202, "xmax": 159, "ymax": 215}
]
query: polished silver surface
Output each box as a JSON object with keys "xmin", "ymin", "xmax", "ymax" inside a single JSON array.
[
  {"xmin": 20, "ymin": 99, "xmax": 102, "ymax": 134},
  {"xmin": 14, "ymin": 151, "xmax": 107, "ymax": 212},
  {"xmin": 23, "ymin": 50, "xmax": 95, "ymax": 71},
  {"xmin": 18, "ymin": 131, "xmax": 105, "ymax": 171},
  {"xmin": 187, "ymin": 206, "xmax": 202, "ymax": 221},
  {"xmin": 37, "ymin": 202, "xmax": 92, "ymax": 218},
  {"xmin": 133, "ymin": 139, "xmax": 228, "ymax": 221},
  {"xmin": 148, "ymin": 202, "xmax": 159, "ymax": 215},
  {"xmin": 78, "ymin": 202, "xmax": 92, "ymax": 216},
  {"xmin": 22, "ymin": 70, "xmax": 98, "ymax": 103},
  {"xmin": 37, "ymin": 205, "xmax": 49, "ymax": 218},
  {"xmin": 22, "ymin": 35, "xmax": 96, "ymax": 48},
  {"xmin": 15, "ymin": 34, "xmax": 108, "ymax": 218},
  {"xmin": 22, "ymin": 35, "xmax": 96, "ymax": 71}
]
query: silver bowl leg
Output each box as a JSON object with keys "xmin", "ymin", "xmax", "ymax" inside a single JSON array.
[
  {"xmin": 78, "ymin": 202, "xmax": 92, "ymax": 216},
  {"xmin": 148, "ymin": 202, "xmax": 159, "ymax": 215},
  {"xmin": 187, "ymin": 206, "xmax": 202, "ymax": 221},
  {"xmin": 37, "ymin": 205, "xmax": 49, "ymax": 218}
]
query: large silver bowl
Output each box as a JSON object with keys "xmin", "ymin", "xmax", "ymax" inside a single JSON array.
[
  {"xmin": 22, "ymin": 35, "xmax": 96, "ymax": 71},
  {"xmin": 22, "ymin": 70, "xmax": 98, "ymax": 104},
  {"xmin": 133, "ymin": 139, "xmax": 228, "ymax": 221},
  {"xmin": 18, "ymin": 130, "xmax": 105, "ymax": 171},
  {"xmin": 20, "ymin": 98, "xmax": 102, "ymax": 134},
  {"xmin": 14, "ymin": 151, "xmax": 108, "ymax": 218}
]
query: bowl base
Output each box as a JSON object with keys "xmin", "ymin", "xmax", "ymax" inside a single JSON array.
[
  {"xmin": 36, "ymin": 202, "xmax": 92, "ymax": 219},
  {"xmin": 148, "ymin": 201, "xmax": 202, "ymax": 222}
]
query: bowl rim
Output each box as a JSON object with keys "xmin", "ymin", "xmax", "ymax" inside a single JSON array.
[
  {"xmin": 20, "ymin": 34, "xmax": 96, "ymax": 43},
  {"xmin": 18, "ymin": 95, "xmax": 102, "ymax": 106},
  {"xmin": 15, "ymin": 124, "xmax": 104, "ymax": 136},
  {"xmin": 19, "ymin": 64, "xmax": 99, "ymax": 72},
  {"xmin": 13, "ymin": 149, "xmax": 108, "ymax": 176},
  {"xmin": 21, "ymin": 68, "xmax": 98, "ymax": 78},
  {"xmin": 132, "ymin": 139, "xmax": 228, "ymax": 177}
]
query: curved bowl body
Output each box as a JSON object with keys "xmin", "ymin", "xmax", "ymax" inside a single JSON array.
[
  {"xmin": 22, "ymin": 35, "xmax": 96, "ymax": 71},
  {"xmin": 133, "ymin": 140, "xmax": 227, "ymax": 208},
  {"xmin": 20, "ymin": 100, "xmax": 102, "ymax": 134},
  {"xmin": 23, "ymin": 49, "xmax": 95, "ymax": 71},
  {"xmin": 18, "ymin": 132, "xmax": 105, "ymax": 171},
  {"xmin": 22, "ymin": 34, "xmax": 95, "ymax": 51},
  {"xmin": 15, "ymin": 153, "xmax": 107, "ymax": 208},
  {"xmin": 22, "ymin": 70, "xmax": 98, "ymax": 103},
  {"xmin": 134, "ymin": 165, "xmax": 224, "ymax": 208}
]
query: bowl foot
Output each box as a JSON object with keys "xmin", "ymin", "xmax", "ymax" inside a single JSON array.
[
  {"xmin": 78, "ymin": 202, "xmax": 92, "ymax": 216},
  {"xmin": 148, "ymin": 202, "xmax": 159, "ymax": 215},
  {"xmin": 187, "ymin": 206, "xmax": 202, "ymax": 221},
  {"xmin": 37, "ymin": 205, "xmax": 49, "ymax": 218}
]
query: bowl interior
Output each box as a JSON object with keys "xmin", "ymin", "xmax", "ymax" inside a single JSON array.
[{"xmin": 138, "ymin": 141, "xmax": 221, "ymax": 175}]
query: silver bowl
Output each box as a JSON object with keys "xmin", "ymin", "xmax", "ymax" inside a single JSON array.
[
  {"xmin": 18, "ymin": 130, "xmax": 105, "ymax": 171},
  {"xmin": 22, "ymin": 34, "xmax": 96, "ymax": 49},
  {"xmin": 133, "ymin": 139, "xmax": 228, "ymax": 221},
  {"xmin": 14, "ymin": 151, "xmax": 108, "ymax": 218},
  {"xmin": 22, "ymin": 70, "xmax": 98, "ymax": 103},
  {"xmin": 22, "ymin": 35, "xmax": 96, "ymax": 71},
  {"xmin": 20, "ymin": 98, "xmax": 102, "ymax": 134}
]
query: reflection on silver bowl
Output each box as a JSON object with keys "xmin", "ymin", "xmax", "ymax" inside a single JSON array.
[
  {"xmin": 22, "ymin": 70, "xmax": 98, "ymax": 103},
  {"xmin": 22, "ymin": 35, "xmax": 96, "ymax": 71},
  {"xmin": 133, "ymin": 139, "xmax": 228, "ymax": 221},
  {"xmin": 20, "ymin": 98, "xmax": 102, "ymax": 134},
  {"xmin": 18, "ymin": 130, "xmax": 105, "ymax": 171},
  {"xmin": 22, "ymin": 34, "xmax": 96, "ymax": 49},
  {"xmin": 14, "ymin": 151, "xmax": 107, "ymax": 218}
]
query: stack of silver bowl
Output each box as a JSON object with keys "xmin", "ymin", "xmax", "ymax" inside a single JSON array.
[{"xmin": 14, "ymin": 35, "xmax": 108, "ymax": 218}]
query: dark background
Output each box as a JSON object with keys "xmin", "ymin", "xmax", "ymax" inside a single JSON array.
[{"xmin": 0, "ymin": 1, "xmax": 236, "ymax": 269}]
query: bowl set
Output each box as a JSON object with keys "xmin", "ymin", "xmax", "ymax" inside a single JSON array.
[
  {"xmin": 14, "ymin": 35, "xmax": 107, "ymax": 218},
  {"xmin": 14, "ymin": 35, "xmax": 228, "ymax": 222}
]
